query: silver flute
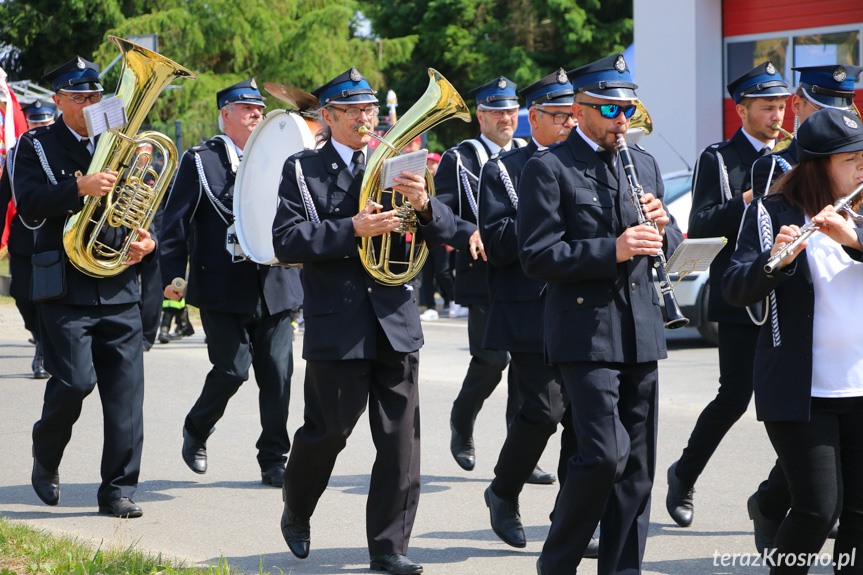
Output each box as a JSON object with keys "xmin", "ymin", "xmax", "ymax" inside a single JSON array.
[{"xmin": 764, "ymin": 181, "xmax": 863, "ymax": 273}]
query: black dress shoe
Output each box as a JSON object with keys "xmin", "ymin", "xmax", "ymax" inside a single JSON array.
[
  {"xmin": 584, "ymin": 535, "xmax": 599, "ymax": 558},
  {"xmin": 31, "ymin": 457, "xmax": 59, "ymax": 506},
  {"xmin": 747, "ymin": 493, "xmax": 780, "ymax": 553},
  {"xmin": 32, "ymin": 343, "xmax": 49, "ymax": 379},
  {"xmin": 526, "ymin": 465, "xmax": 556, "ymax": 485},
  {"xmin": 450, "ymin": 421, "xmax": 475, "ymax": 471},
  {"xmin": 280, "ymin": 501, "xmax": 310, "ymax": 559},
  {"xmin": 370, "ymin": 554, "xmax": 423, "ymax": 574},
  {"xmin": 484, "ymin": 486, "xmax": 526, "ymax": 548},
  {"xmin": 181, "ymin": 426, "xmax": 209, "ymax": 474},
  {"xmin": 261, "ymin": 465, "xmax": 285, "ymax": 487},
  {"xmin": 666, "ymin": 461, "xmax": 695, "ymax": 527},
  {"xmin": 99, "ymin": 497, "xmax": 143, "ymax": 518}
]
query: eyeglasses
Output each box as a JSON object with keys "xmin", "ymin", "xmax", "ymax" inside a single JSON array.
[
  {"xmin": 59, "ymin": 92, "xmax": 103, "ymax": 105},
  {"xmin": 578, "ymin": 102, "xmax": 637, "ymax": 119},
  {"xmin": 536, "ymin": 109, "xmax": 574, "ymax": 125},
  {"xmin": 479, "ymin": 108, "xmax": 519, "ymax": 119},
  {"xmin": 328, "ymin": 105, "xmax": 380, "ymax": 120}
]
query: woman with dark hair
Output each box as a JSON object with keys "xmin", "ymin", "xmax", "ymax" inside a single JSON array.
[{"xmin": 723, "ymin": 106, "xmax": 863, "ymax": 574}]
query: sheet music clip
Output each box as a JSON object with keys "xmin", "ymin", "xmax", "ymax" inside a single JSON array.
[
  {"xmin": 665, "ymin": 237, "xmax": 726, "ymax": 288},
  {"xmin": 83, "ymin": 96, "xmax": 128, "ymax": 138}
]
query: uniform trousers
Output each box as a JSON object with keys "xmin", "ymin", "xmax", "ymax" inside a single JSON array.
[
  {"xmin": 283, "ymin": 325, "xmax": 421, "ymax": 557},
  {"xmin": 492, "ymin": 352, "xmax": 565, "ymax": 499},
  {"xmin": 33, "ymin": 301, "xmax": 144, "ymax": 505},
  {"xmin": 764, "ymin": 397, "xmax": 863, "ymax": 575},
  {"xmin": 450, "ymin": 303, "xmax": 518, "ymax": 436},
  {"xmin": 186, "ymin": 307, "xmax": 294, "ymax": 471},
  {"xmin": 676, "ymin": 322, "xmax": 759, "ymax": 486},
  {"xmin": 541, "ymin": 361, "xmax": 658, "ymax": 575},
  {"xmin": 758, "ymin": 460, "xmax": 793, "ymax": 522}
]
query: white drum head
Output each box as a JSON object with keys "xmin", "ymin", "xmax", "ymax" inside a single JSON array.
[{"xmin": 234, "ymin": 110, "xmax": 315, "ymax": 264}]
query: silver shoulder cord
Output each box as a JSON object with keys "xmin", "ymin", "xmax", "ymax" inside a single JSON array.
[
  {"xmin": 743, "ymin": 200, "xmax": 781, "ymax": 346},
  {"xmin": 294, "ymin": 158, "xmax": 320, "ymax": 224},
  {"xmin": 18, "ymin": 139, "xmax": 49, "ymax": 230},
  {"xmin": 496, "ymin": 159, "xmax": 518, "ymax": 209},
  {"xmin": 715, "ymin": 150, "xmax": 733, "ymax": 203},
  {"xmin": 194, "ymin": 151, "xmax": 232, "ymax": 225}
]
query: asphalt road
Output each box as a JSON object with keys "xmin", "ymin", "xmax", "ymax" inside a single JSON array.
[{"xmin": 0, "ymin": 305, "xmax": 838, "ymax": 574}]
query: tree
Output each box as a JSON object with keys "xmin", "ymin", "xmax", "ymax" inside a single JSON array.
[{"xmin": 359, "ymin": 0, "xmax": 633, "ymax": 148}]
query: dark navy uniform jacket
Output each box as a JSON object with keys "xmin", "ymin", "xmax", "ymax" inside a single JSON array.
[
  {"xmin": 722, "ymin": 195, "xmax": 863, "ymax": 422},
  {"xmin": 272, "ymin": 139, "xmax": 456, "ymax": 361},
  {"xmin": 478, "ymin": 139, "xmax": 546, "ymax": 353},
  {"xmin": 160, "ymin": 137, "xmax": 303, "ymax": 316},
  {"xmin": 1, "ymin": 153, "xmax": 39, "ymax": 300},
  {"xmin": 689, "ymin": 128, "xmax": 764, "ymax": 323},
  {"xmin": 13, "ymin": 121, "xmax": 141, "ymax": 305},
  {"xmin": 434, "ymin": 136, "xmax": 497, "ymax": 304},
  {"xmin": 517, "ymin": 131, "xmax": 684, "ymax": 364},
  {"xmin": 750, "ymin": 140, "xmax": 798, "ymax": 199}
]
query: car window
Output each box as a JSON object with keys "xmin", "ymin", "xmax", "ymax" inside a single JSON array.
[{"xmin": 662, "ymin": 174, "xmax": 692, "ymax": 204}]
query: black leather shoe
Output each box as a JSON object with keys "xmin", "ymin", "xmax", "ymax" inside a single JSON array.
[
  {"xmin": 261, "ymin": 465, "xmax": 285, "ymax": 487},
  {"xmin": 666, "ymin": 461, "xmax": 695, "ymax": 527},
  {"xmin": 536, "ymin": 556, "xmax": 548, "ymax": 575},
  {"xmin": 99, "ymin": 497, "xmax": 143, "ymax": 518},
  {"xmin": 280, "ymin": 500, "xmax": 310, "ymax": 559},
  {"xmin": 370, "ymin": 554, "xmax": 423, "ymax": 575},
  {"xmin": 747, "ymin": 493, "xmax": 780, "ymax": 553},
  {"xmin": 484, "ymin": 486, "xmax": 526, "ymax": 548},
  {"xmin": 584, "ymin": 536, "xmax": 599, "ymax": 558},
  {"xmin": 32, "ymin": 343, "xmax": 49, "ymax": 379},
  {"xmin": 526, "ymin": 465, "xmax": 556, "ymax": 485},
  {"xmin": 182, "ymin": 426, "xmax": 209, "ymax": 474},
  {"xmin": 450, "ymin": 421, "xmax": 475, "ymax": 471},
  {"xmin": 31, "ymin": 457, "xmax": 59, "ymax": 506}
]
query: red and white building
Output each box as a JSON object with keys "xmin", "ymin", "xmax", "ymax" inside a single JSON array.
[{"xmin": 634, "ymin": 0, "xmax": 863, "ymax": 172}]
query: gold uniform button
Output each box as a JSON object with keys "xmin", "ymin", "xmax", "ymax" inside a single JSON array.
[
  {"xmin": 631, "ymin": 282, "xmax": 637, "ymax": 291},
  {"xmin": 367, "ymin": 287, "xmax": 373, "ymax": 293},
  {"xmin": 335, "ymin": 207, "xmax": 340, "ymax": 212},
  {"xmin": 576, "ymin": 297, "xmax": 584, "ymax": 304}
]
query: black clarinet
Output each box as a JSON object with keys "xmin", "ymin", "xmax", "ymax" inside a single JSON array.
[{"xmin": 615, "ymin": 134, "xmax": 689, "ymax": 329}]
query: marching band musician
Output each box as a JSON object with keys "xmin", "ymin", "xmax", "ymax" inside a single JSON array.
[
  {"xmin": 13, "ymin": 57, "xmax": 154, "ymax": 518},
  {"xmin": 477, "ymin": 68, "xmax": 591, "ymax": 550},
  {"xmin": 723, "ymin": 107, "xmax": 863, "ymax": 575},
  {"xmin": 667, "ymin": 61, "xmax": 791, "ymax": 528},
  {"xmin": 0, "ymin": 99, "xmax": 56, "ymax": 380},
  {"xmin": 272, "ymin": 67, "xmax": 455, "ymax": 575},
  {"xmin": 435, "ymin": 76, "xmax": 555, "ymax": 484},
  {"xmin": 518, "ymin": 53, "xmax": 684, "ymax": 575},
  {"xmin": 159, "ymin": 79, "xmax": 303, "ymax": 487},
  {"xmin": 746, "ymin": 64, "xmax": 863, "ymax": 553}
]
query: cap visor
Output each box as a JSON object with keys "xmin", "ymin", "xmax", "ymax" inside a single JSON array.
[
  {"xmin": 743, "ymin": 86, "xmax": 791, "ymax": 99},
  {"xmin": 581, "ymin": 88, "xmax": 639, "ymax": 101},
  {"xmin": 803, "ymin": 90, "xmax": 853, "ymax": 110},
  {"xmin": 478, "ymin": 100, "xmax": 519, "ymax": 110}
]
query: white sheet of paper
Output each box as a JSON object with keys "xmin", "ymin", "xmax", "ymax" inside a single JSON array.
[
  {"xmin": 83, "ymin": 96, "xmax": 127, "ymax": 138},
  {"xmin": 381, "ymin": 150, "xmax": 428, "ymax": 189}
]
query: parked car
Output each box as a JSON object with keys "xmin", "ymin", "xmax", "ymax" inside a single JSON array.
[{"xmin": 659, "ymin": 170, "xmax": 719, "ymax": 346}]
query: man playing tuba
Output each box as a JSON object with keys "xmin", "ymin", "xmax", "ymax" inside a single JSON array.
[
  {"xmin": 272, "ymin": 67, "xmax": 455, "ymax": 575},
  {"xmin": 13, "ymin": 56, "xmax": 155, "ymax": 518}
]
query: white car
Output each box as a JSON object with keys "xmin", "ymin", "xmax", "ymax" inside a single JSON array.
[{"xmin": 659, "ymin": 170, "xmax": 718, "ymax": 346}]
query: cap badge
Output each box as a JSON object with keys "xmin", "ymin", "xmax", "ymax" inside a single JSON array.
[
  {"xmin": 76, "ymin": 57, "xmax": 86, "ymax": 70},
  {"xmin": 250, "ymin": 78, "xmax": 258, "ymax": 90},
  {"xmin": 843, "ymin": 115, "xmax": 858, "ymax": 130},
  {"xmin": 557, "ymin": 69, "xmax": 567, "ymax": 84},
  {"xmin": 834, "ymin": 66, "xmax": 847, "ymax": 82},
  {"xmin": 350, "ymin": 68, "xmax": 362, "ymax": 82},
  {"xmin": 765, "ymin": 62, "xmax": 776, "ymax": 75},
  {"xmin": 497, "ymin": 78, "xmax": 507, "ymax": 89},
  {"xmin": 614, "ymin": 55, "xmax": 626, "ymax": 72}
]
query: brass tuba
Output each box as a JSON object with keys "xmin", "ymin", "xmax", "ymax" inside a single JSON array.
[
  {"xmin": 63, "ymin": 36, "xmax": 195, "ymax": 277},
  {"xmin": 357, "ymin": 68, "xmax": 470, "ymax": 286}
]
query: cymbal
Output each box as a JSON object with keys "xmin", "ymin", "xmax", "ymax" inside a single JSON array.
[{"xmin": 264, "ymin": 83, "xmax": 318, "ymax": 111}]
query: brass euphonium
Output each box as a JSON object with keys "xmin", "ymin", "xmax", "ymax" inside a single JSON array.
[
  {"xmin": 356, "ymin": 68, "xmax": 470, "ymax": 286},
  {"xmin": 63, "ymin": 36, "xmax": 195, "ymax": 277}
]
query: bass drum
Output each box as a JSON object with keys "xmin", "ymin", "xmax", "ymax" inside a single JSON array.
[{"xmin": 234, "ymin": 109, "xmax": 316, "ymax": 264}]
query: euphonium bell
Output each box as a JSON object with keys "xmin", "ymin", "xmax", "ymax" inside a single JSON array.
[
  {"xmin": 62, "ymin": 36, "xmax": 195, "ymax": 277},
  {"xmin": 357, "ymin": 68, "xmax": 470, "ymax": 286}
]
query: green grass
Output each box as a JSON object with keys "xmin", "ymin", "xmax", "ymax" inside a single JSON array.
[{"xmin": 0, "ymin": 516, "xmax": 282, "ymax": 575}]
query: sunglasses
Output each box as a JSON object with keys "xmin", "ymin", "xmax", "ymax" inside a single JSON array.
[{"xmin": 579, "ymin": 102, "xmax": 637, "ymax": 119}]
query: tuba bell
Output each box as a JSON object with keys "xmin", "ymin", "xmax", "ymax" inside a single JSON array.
[
  {"xmin": 357, "ymin": 68, "xmax": 470, "ymax": 286},
  {"xmin": 62, "ymin": 36, "xmax": 195, "ymax": 277}
]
